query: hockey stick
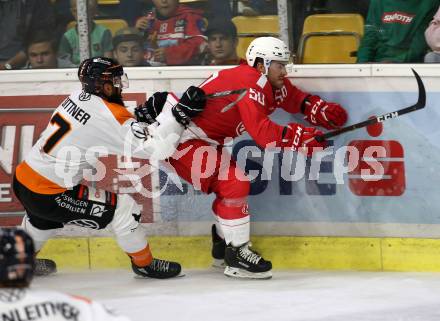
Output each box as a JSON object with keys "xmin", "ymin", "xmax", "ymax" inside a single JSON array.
[
  {"xmin": 221, "ymin": 90, "xmax": 248, "ymax": 113},
  {"xmin": 205, "ymin": 88, "xmax": 247, "ymax": 99},
  {"xmin": 204, "ymin": 88, "xmax": 248, "ymax": 113},
  {"xmin": 315, "ymin": 68, "xmax": 426, "ymax": 143}
]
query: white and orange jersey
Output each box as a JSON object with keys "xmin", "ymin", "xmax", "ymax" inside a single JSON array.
[
  {"xmin": 0, "ymin": 288, "xmax": 131, "ymax": 321},
  {"xmin": 15, "ymin": 90, "xmax": 183, "ymax": 194}
]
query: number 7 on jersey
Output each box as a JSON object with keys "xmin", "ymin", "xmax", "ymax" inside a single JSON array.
[{"xmin": 43, "ymin": 113, "xmax": 72, "ymax": 154}]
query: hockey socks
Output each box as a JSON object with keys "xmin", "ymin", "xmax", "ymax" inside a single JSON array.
[{"xmin": 127, "ymin": 244, "xmax": 153, "ymax": 267}]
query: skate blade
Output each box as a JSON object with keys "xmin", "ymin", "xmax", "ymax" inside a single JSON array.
[
  {"xmin": 134, "ymin": 272, "xmax": 186, "ymax": 279},
  {"xmin": 212, "ymin": 258, "xmax": 226, "ymax": 269},
  {"xmin": 35, "ymin": 270, "xmax": 57, "ymax": 277},
  {"xmin": 223, "ymin": 266, "xmax": 272, "ymax": 280}
]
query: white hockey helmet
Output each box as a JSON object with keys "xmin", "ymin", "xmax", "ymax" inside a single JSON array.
[{"xmin": 246, "ymin": 37, "xmax": 290, "ymax": 73}]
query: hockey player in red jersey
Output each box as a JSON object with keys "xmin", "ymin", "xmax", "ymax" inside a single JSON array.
[
  {"xmin": 12, "ymin": 57, "xmax": 206, "ymax": 279},
  {"xmin": 136, "ymin": 37, "xmax": 348, "ymax": 279}
]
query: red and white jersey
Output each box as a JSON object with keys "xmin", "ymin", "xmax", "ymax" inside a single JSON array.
[
  {"xmin": 0, "ymin": 288, "xmax": 130, "ymax": 321},
  {"xmin": 181, "ymin": 64, "xmax": 309, "ymax": 148},
  {"xmin": 15, "ymin": 91, "xmax": 182, "ymax": 194},
  {"xmin": 152, "ymin": 5, "xmax": 207, "ymax": 65}
]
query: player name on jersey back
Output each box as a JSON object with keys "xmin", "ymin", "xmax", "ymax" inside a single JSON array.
[
  {"xmin": 61, "ymin": 98, "xmax": 91, "ymax": 125},
  {"xmin": 1, "ymin": 301, "xmax": 80, "ymax": 321}
]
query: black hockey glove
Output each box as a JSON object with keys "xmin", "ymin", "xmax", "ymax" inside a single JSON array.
[
  {"xmin": 172, "ymin": 86, "xmax": 206, "ymax": 127},
  {"xmin": 134, "ymin": 91, "xmax": 168, "ymax": 124}
]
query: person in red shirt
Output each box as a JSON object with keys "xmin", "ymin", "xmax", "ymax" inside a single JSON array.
[
  {"xmin": 135, "ymin": 0, "xmax": 207, "ymax": 66},
  {"xmin": 135, "ymin": 37, "xmax": 348, "ymax": 279}
]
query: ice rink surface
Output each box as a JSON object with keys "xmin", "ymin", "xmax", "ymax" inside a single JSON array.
[{"xmin": 33, "ymin": 269, "xmax": 440, "ymax": 321}]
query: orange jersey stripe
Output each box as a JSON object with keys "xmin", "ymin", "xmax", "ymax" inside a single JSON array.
[
  {"xmin": 15, "ymin": 162, "xmax": 67, "ymax": 194},
  {"xmin": 103, "ymin": 100, "xmax": 133, "ymax": 125},
  {"xmin": 70, "ymin": 294, "xmax": 92, "ymax": 304}
]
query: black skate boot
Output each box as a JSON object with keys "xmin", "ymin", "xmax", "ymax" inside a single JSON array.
[
  {"xmin": 132, "ymin": 258, "xmax": 182, "ymax": 279},
  {"xmin": 34, "ymin": 258, "xmax": 57, "ymax": 276},
  {"xmin": 211, "ymin": 224, "xmax": 226, "ymax": 268},
  {"xmin": 224, "ymin": 243, "xmax": 272, "ymax": 279}
]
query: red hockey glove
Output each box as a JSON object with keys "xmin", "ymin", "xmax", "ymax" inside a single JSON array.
[
  {"xmin": 303, "ymin": 95, "xmax": 348, "ymax": 130},
  {"xmin": 288, "ymin": 123, "xmax": 327, "ymax": 157}
]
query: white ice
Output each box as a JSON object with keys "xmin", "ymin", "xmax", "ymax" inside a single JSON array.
[{"xmin": 33, "ymin": 269, "xmax": 440, "ymax": 321}]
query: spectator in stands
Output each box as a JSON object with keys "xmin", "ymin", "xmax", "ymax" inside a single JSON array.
[
  {"xmin": 135, "ymin": 0, "xmax": 207, "ymax": 66},
  {"xmin": 23, "ymin": 29, "xmax": 75, "ymax": 69},
  {"xmin": 357, "ymin": 0, "xmax": 438, "ymax": 63},
  {"xmin": 206, "ymin": 0, "xmax": 232, "ymax": 22},
  {"xmin": 58, "ymin": 0, "xmax": 113, "ymax": 66},
  {"xmin": 53, "ymin": 0, "xmax": 75, "ymax": 42},
  {"xmin": 424, "ymin": 5, "xmax": 440, "ymax": 62},
  {"xmin": 113, "ymin": 28, "xmax": 147, "ymax": 67},
  {"xmin": 240, "ymin": 0, "xmax": 277, "ymax": 16},
  {"xmin": 202, "ymin": 19, "xmax": 246, "ymax": 65},
  {"xmin": 120, "ymin": 0, "xmax": 154, "ymax": 27},
  {"xmin": 0, "ymin": 0, "xmax": 56, "ymax": 70}
]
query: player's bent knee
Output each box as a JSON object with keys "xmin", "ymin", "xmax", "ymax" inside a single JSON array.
[
  {"xmin": 217, "ymin": 178, "xmax": 250, "ymax": 200},
  {"xmin": 111, "ymin": 194, "xmax": 148, "ymax": 253},
  {"xmin": 21, "ymin": 216, "xmax": 59, "ymax": 252},
  {"xmin": 236, "ymin": 179, "xmax": 251, "ymax": 197},
  {"xmin": 111, "ymin": 194, "xmax": 142, "ymax": 236}
]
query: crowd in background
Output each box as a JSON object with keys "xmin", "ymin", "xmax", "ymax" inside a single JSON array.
[{"xmin": 1, "ymin": 0, "xmax": 440, "ymax": 70}]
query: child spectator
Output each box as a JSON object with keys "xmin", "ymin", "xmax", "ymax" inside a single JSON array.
[
  {"xmin": 202, "ymin": 19, "xmax": 246, "ymax": 65},
  {"xmin": 357, "ymin": 0, "xmax": 438, "ymax": 63},
  {"xmin": 425, "ymin": 6, "xmax": 440, "ymax": 62},
  {"xmin": 113, "ymin": 27, "xmax": 147, "ymax": 67},
  {"xmin": 135, "ymin": 0, "xmax": 207, "ymax": 66},
  {"xmin": 58, "ymin": 0, "xmax": 113, "ymax": 66}
]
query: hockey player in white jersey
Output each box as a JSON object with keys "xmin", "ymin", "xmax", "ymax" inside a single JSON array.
[
  {"xmin": 12, "ymin": 57, "xmax": 206, "ymax": 278},
  {"xmin": 0, "ymin": 227, "xmax": 131, "ymax": 321}
]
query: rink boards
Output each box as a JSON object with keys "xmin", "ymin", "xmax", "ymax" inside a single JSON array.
[
  {"xmin": 38, "ymin": 236, "xmax": 440, "ymax": 272},
  {"xmin": 2, "ymin": 64, "xmax": 440, "ymax": 271}
]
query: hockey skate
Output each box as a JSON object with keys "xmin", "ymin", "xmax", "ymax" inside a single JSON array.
[
  {"xmin": 132, "ymin": 258, "xmax": 182, "ymax": 279},
  {"xmin": 211, "ymin": 224, "xmax": 226, "ymax": 268},
  {"xmin": 34, "ymin": 258, "xmax": 57, "ymax": 276},
  {"xmin": 224, "ymin": 243, "xmax": 272, "ymax": 279}
]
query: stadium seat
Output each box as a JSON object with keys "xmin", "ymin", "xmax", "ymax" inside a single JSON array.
[
  {"xmin": 67, "ymin": 19, "xmax": 128, "ymax": 36},
  {"xmin": 297, "ymin": 14, "xmax": 364, "ymax": 64},
  {"xmin": 232, "ymin": 15, "xmax": 279, "ymax": 58},
  {"xmin": 98, "ymin": 0, "xmax": 119, "ymax": 4}
]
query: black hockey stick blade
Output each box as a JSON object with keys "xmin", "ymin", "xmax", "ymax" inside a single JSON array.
[
  {"xmin": 315, "ymin": 68, "xmax": 426, "ymax": 142},
  {"xmin": 205, "ymin": 88, "xmax": 247, "ymax": 99}
]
